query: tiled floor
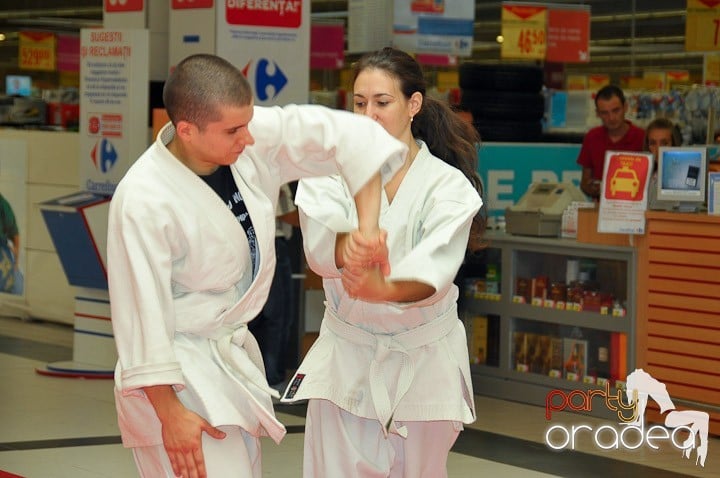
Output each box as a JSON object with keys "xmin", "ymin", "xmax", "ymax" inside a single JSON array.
[{"xmin": 0, "ymin": 315, "xmax": 717, "ymax": 477}]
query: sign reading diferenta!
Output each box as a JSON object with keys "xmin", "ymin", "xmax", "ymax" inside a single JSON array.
[{"xmin": 226, "ymin": 0, "xmax": 302, "ymax": 27}]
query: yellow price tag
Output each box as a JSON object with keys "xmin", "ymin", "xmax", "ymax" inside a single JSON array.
[
  {"xmin": 18, "ymin": 31, "xmax": 56, "ymax": 71},
  {"xmin": 501, "ymin": 4, "xmax": 547, "ymax": 60},
  {"xmin": 686, "ymin": 0, "xmax": 720, "ymax": 51}
]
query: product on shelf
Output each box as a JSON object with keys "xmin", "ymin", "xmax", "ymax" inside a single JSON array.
[
  {"xmin": 531, "ymin": 275, "xmax": 549, "ymax": 301},
  {"xmin": 563, "ymin": 338, "xmax": 588, "ymax": 381},
  {"xmin": 513, "ymin": 331, "xmax": 531, "ymax": 372},
  {"xmin": 586, "ymin": 330, "xmax": 612, "ymax": 386},
  {"xmin": 468, "ymin": 316, "xmax": 488, "ymax": 365},
  {"xmin": 485, "ymin": 263, "xmax": 500, "ymax": 294},
  {"xmin": 529, "ymin": 334, "xmax": 549, "ymax": 374},
  {"xmin": 515, "ymin": 277, "xmax": 531, "ymax": 303},
  {"xmin": 463, "ymin": 277, "xmax": 485, "ymax": 298},
  {"xmin": 609, "ymin": 332, "xmax": 628, "ymax": 386},
  {"xmin": 464, "ymin": 235, "xmax": 634, "ymax": 419},
  {"xmin": 547, "ymin": 337, "xmax": 564, "ymax": 378}
]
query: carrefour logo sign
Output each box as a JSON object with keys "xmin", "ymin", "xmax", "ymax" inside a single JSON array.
[
  {"xmin": 242, "ymin": 58, "xmax": 287, "ymax": 101},
  {"xmin": 90, "ymin": 138, "xmax": 118, "ymax": 173}
]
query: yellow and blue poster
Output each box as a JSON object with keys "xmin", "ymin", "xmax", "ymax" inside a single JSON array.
[{"xmin": 393, "ymin": 0, "xmax": 474, "ymax": 56}]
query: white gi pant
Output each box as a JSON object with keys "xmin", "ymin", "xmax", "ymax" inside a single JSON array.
[
  {"xmin": 131, "ymin": 425, "xmax": 261, "ymax": 478},
  {"xmin": 304, "ymin": 399, "xmax": 462, "ymax": 478}
]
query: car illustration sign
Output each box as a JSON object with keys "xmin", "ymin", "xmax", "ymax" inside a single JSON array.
[{"xmin": 598, "ymin": 151, "xmax": 653, "ymax": 235}]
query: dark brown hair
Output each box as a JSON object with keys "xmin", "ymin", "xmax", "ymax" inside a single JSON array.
[
  {"xmin": 352, "ymin": 47, "xmax": 486, "ymax": 250},
  {"xmin": 163, "ymin": 54, "xmax": 253, "ymax": 130}
]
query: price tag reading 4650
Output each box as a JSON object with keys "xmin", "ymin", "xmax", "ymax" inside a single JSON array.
[
  {"xmin": 686, "ymin": 0, "xmax": 720, "ymax": 51},
  {"xmin": 517, "ymin": 28, "xmax": 546, "ymax": 54},
  {"xmin": 501, "ymin": 4, "xmax": 548, "ymax": 60}
]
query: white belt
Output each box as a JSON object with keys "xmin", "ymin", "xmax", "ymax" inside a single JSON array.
[
  {"xmin": 204, "ymin": 324, "xmax": 279, "ymax": 399},
  {"xmin": 323, "ymin": 304, "xmax": 458, "ymax": 438},
  {"xmin": 198, "ymin": 323, "xmax": 286, "ymax": 443}
]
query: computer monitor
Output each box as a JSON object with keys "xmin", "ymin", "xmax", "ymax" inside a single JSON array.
[
  {"xmin": 656, "ymin": 146, "xmax": 707, "ymax": 212},
  {"xmin": 5, "ymin": 75, "xmax": 31, "ymax": 96}
]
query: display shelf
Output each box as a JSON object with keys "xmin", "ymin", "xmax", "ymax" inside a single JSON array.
[
  {"xmin": 462, "ymin": 231, "xmax": 636, "ymax": 419},
  {"xmin": 508, "ymin": 304, "xmax": 628, "ymax": 331}
]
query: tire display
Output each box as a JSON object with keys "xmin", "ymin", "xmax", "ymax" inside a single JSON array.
[
  {"xmin": 460, "ymin": 63, "xmax": 545, "ymax": 142},
  {"xmin": 459, "ymin": 63, "xmax": 544, "ymax": 93}
]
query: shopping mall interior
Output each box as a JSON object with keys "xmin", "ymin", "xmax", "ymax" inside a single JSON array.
[{"xmin": 1, "ymin": 1, "xmax": 719, "ymax": 477}]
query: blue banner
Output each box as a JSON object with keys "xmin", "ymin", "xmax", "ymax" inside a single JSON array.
[{"xmin": 478, "ymin": 142, "xmax": 584, "ymax": 218}]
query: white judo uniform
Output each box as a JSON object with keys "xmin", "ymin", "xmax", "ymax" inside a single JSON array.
[
  {"xmin": 107, "ymin": 104, "xmax": 406, "ymax": 471},
  {"xmin": 288, "ymin": 141, "xmax": 482, "ymax": 476}
]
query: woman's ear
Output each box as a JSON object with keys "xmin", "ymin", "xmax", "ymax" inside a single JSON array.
[{"xmin": 409, "ymin": 91, "xmax": 423, "ymax": 118}]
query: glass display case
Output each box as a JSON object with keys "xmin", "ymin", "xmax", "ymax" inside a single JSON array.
[{"xmin": 461, "ymin": 231, "xmax": 635, "ymax": 418}]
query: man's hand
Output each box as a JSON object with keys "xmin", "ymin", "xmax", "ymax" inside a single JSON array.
[
  {"xmin": 144, "ymin": 385, "xmax": 226, "ymax": 478},
  {"xmin": 159, "ymin": 407, "xmax": 226, "ymax": 478}
]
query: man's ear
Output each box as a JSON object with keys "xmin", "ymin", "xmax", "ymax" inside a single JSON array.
[{"xmin": 174, "ymin": 119, "xmax": 195, "ymax": 141}]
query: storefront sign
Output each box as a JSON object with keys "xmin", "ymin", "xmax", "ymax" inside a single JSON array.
[
  {"xmin": 217, "ymin": 0, "xmax": 309, "ymax": 105},
  {"xmin": 501, "ymin": 3, "xmax": 547, "ymax": 60},
  {"xmin": 19, "ymin": 32, "xmax": 56, "ymax": 71},
  {"xmin": 545, "ymin": 6, "xmax": 590, "ymax": 63},
  {"xmin": 686, "ymin": 0, "xmax": 720, "ymax": 51}
]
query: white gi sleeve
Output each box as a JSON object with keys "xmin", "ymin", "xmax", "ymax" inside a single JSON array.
[
  {"xmin": 296, "ymin": 175, "xmax": 355, "ymax": 278},
  {"xmin": 249, "ymin": 104, "xmax": 407, "ymax": 192},
  {"xmin": 107, "ymin": 191, "xmax": 185, "ymax": 395},
  {"xmin": 389, "ymin": 174, "xmax": 483, "ymax": 297}
]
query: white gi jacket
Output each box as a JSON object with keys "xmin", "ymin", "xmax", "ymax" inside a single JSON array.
[
  {"xmin": 107, "ymin": 104, "xmax": 406, "ymax": 448},
  {"xmin": 288, "ymin": 142, "xmax": 482, "ymax": 435}
]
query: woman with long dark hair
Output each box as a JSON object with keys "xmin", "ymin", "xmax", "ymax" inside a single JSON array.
[{"xmin": 282, "ymin": 47, "xmax": 485, "ymax": 477}]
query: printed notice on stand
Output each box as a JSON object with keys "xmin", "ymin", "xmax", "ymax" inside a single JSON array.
[
  {"xmin": 708, "ymin": 171, "xmax": 720, "ymax": 214},
  {"xmin": 598, "ymin": 151, "xmax": 653, "ymax": 234},
  {"xmin": 79, "ymin": 29, "xmax": 149, "ymax": 195}
]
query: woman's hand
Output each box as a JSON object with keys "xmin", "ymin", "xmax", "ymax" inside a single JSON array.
[
  {"xmin": 342, "ymin": 229, "xmax": 390, "ymax": 276},
  {"xmin": 342, "ymin": 262, "xmax": 388, "ymax": 302}
]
